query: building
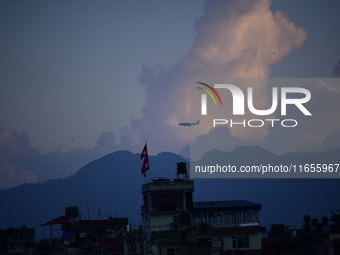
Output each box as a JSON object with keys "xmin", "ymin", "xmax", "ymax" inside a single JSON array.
[
  {"xmin": 41, "ymin": 206, "xmax": 131, "ymax": 254},
  {"xmin": 262, "ymin": 214, "xmax": 340, "ymax": 255},
  {"xmin": 141, "ymin": 175, "xmax": 195, "ymax": 255},
  {"xmin": 193, "ymin": 200, "xmax": 262, "ymax": 254},
  {"xmin": 141, "ymin": 162, "xmax": 263, "ymax": 255},
  {"xmin": 0, "ymin": 226, "xmax": 35, "ymax": 254},
  {"xmin": 123, "ymin": 229, "xmax": 143, "ymax": 255}
]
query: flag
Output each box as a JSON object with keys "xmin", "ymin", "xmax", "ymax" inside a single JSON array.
[
  {"xmin": 140, "ymin": 143, "xmax": 148, "ymax": 159},
  {"xmin": 142, "ymin": 155, "xmax": 149, "ymax": 174},
  {"xmin": 141, "ymin": 143, "xmax": 149, "ymax": 175}
]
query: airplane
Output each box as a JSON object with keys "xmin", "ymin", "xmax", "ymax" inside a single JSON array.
[{"xmin": 179, "ymin": 120, "xmax": 200, "ymax": 127}]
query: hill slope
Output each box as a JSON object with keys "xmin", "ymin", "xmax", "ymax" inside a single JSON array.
[{"xmin": 1, "ymin": 147, "xmax": 339, "ymax": 240}]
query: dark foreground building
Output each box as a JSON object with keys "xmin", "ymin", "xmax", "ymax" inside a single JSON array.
[
  {"xmin": 262, "ymin": 214, "xmax": 340, "ymax": 255},
  {"xmin": 40, "ymin": 206, "xmax": 142, "ymax": 254},
  {"xmin": 0, "ymin": 226, "xmax": 35, "ymax": 254}
]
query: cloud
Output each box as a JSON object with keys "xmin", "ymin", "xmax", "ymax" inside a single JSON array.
[
  {"xmin": 0, "ymin": 161, "xmax": 38, "ymax": 189},
  {"xmin": 190, "ymin": 126, "xmax": 241, "ymax": 160},
  {"xmin": 95, "ymin": 131, "xmax": 117, "ymax": 153},
  {"xmin": 322, "ymin": 129, "xmax": 340, "ymax": 151},
  {"xmin": 0, "ymin": 128, "xmax": 124, "ymax": 189},
  {"xmin": 0, "ymin": 128, "xmax": 39, "ymax": 188},
  {"xmin": 4, "ymin": 0, "xmax": 329, "ymax": 188},
  {"xmin": 0, "ymin": 128, "xmax": 35, "ymax": 160},
  {"xmin": 187, "ymin": 0, "xmax": 307, "ymax": 78},
  {"xmin": 121, "ymin": 0, "xmax": 308, "ymax": 155},
  {"xmin": 264, "ymin": 79, "xmax": 340, "ymax": 154}
]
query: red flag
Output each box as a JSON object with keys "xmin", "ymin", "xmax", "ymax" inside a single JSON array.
[
  {"xmin": 141, "ymin": 143, "xmax": 149, "ymax": 175},
  {"xmin": 141, "ymin": 144, "xmax": 148, "ymax": 159},
  {"xmin": 141, "ymin": 155, "xmax": 149, "ymax": 174}
]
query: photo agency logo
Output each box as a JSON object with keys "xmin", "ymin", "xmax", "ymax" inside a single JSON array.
[{"xmin": 196, "ymin": 81, "xmax": 312, "ymax": 128}]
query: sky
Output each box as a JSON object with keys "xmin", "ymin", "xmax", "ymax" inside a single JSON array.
[{"xmin": 1, "ymin": 0, "xmax": 340, "ymax": 189}]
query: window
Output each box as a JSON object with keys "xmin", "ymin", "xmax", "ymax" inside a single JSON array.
[
  {"xmin": 238, "ymin": 236, "xmax": 244, "ymax": 248},
  {"xmin": 216, "ymin": 213, "xmax": 222, "ymax": 224},
  {"xmin": 232, "ymin": 235, "xmax": 249, "ymax": 249},
  {"xmin": 186, "ymin": 192, "xmax": 193, "ymax": 210},
  {"xmin": 255, "ymin": 211, "xmax": 260, "ymax": 222},
  {"xmin": 229, "ymin": 212, "xmax": 236, "ymax": 223},
  {"xmin": 208, "ymin": 213, "xmax": 215, "ymax": 224},
  {"xmin": 193, "ymin": 214, "xmax": 201, "ymax": 225},
  {"xmin": 128, "ymin": 243, "xmax": 136, "ymax": 254},
  {"xmin": 244, "ymin": 236, "xmax": 250, "ymax": 247},
  {"xmin": 151, "ymin": 194, "xmax": 159, "ymax": 212},
  {"xmin": 151, "ymin": 193, "xmax": 183, "ymax": 212},
  {"xmin": 249, "ymin": 211, "xmax": 255, "ymax": 222},
  {"xmin": 202, "ymin": 213, "xmax": 207, "ymax": 223},
  {"xmin": 207, "ymin": 238, "xmax": 213, "ymax": 249},
  {"xmin": 223, "ymin": 213, "xmax": 228, "ymax": 224},
  {"xmin": 237, "ymin": 212, "xmax": 243, "ymax": 223},
  {"xmin": 143, "ymin": 195, "xmax": 149, "ymax": 213},
  {"xmin": 243, "ymin": 211, "xmax": 249, "ymax": 223}
]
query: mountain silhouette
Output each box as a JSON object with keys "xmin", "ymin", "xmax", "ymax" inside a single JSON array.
[
  {"xmin": 0, "ymin": 150, "xmax": 186, "ymax": 240},
  {"xmin": 193, "ymin": 146, "xmax": 340, "ymax": 229},
  {"xmin": 0, "ymin": 147, "xmax": 339, "ymax": 240}
]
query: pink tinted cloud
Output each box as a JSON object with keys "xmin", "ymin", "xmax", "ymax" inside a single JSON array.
[{"xmin": 123, "ymin": 0, "xmax": 308, "ymax": 154}]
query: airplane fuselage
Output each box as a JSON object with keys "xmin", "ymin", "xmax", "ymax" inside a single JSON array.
[{"xmin": 179, "ymin": 120, "xmax": 200, "ymax": 127}]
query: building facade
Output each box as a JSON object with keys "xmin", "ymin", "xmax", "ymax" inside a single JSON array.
[
  {"xmin": 193, "ymin": 200, "xmax": 262, "ymax": 254},
  {"xmin": 141, "ymin": 177, "xmax": 195, "ymax": 254},
  {"xmin": 141, "ymin": 163, "xmax": 262, "ymax": 255}
]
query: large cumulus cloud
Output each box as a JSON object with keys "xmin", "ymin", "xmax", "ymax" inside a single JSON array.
[{"xmin": 123, "ymin": 0, "xmax": 308, "ymax": 154}]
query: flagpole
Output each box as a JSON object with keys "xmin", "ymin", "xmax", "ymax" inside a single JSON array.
[
  {"xmin": 148, "ymin": 165, "xmax": 151, "ymax": 183},
  {"xmin": 145, "ymin": 139, "xmax": 147, "ymax": 184}
]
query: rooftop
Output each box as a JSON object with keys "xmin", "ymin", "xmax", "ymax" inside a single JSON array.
[
  {"xmin": 41, "ymin": 214, "xmax": 80, "ymax": 226},
  {"xmin": 193, "ymin": 200, "xmax": 262, "ymax": 212},
  {"xmin": 142, "ymin": 178, "xmax": 194, "ymax": 193}
]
